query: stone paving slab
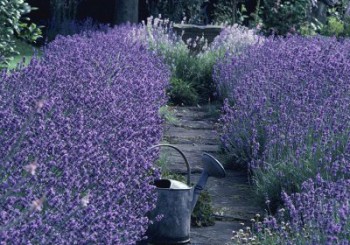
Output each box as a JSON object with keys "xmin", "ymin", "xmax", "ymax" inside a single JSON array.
[
  {"xmin": 163, "ymin": 135, "xmax": 220, "ymax": 145},
  {"xmin": 164, "ymin": 127, "xmax": 219, "ymax": 144},
  {"xmin": 190, "ymin": 221, "xmax": 240, "ymax": 245},
  {"xmin": 159, "ymin": 144, "xmax": 220, "ymax": 174},
  {"xmin": 170, "ymin": 107, "xmax": 217, "ymax": 121},
  {"xmin": 191, "ymin": 171, "xmax": 263, "ymax": 221},
  {"xmin": 170, "ymin": 119, "xmax": 215, "ymax": 130},
  {"xmin": 159, "ymin": 150, "xmax": 204, "ymax": 174},
  {"xmin": 162, "ymin": 143, "xmax": 219, "ymax": 153}
]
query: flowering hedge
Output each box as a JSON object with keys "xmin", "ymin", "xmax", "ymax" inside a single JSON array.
[
  {"xmin": 217, "ymin": 36, "xmax": 350, "ymax": 244},
  {"xmin": 215, "ymin": 36, "xmax": 350, "ymax": 212},
  {"xmin": 0, "ymin": 25, "xmax": 169, "ymax": 244}
]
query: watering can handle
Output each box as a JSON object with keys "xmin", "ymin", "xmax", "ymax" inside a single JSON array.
[{"xmin": 148, "ymin": 144, "xmax": 191, "ymax": 186}]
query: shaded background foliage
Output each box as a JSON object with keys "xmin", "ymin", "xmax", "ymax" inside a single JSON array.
[
  {"xmin": 0, "ymin": 0, "xmax": 41, "ymax": 66},
  {"xmin": 17, "ymin": 0, "xmax": 350, "ymax": 46}
]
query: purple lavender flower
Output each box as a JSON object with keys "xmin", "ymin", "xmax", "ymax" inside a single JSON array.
[
  {"xmin": 216, "ymin": 35, "xmax": 350, "ymax": 180},
  {"xmin": 0, "ymin": 24, "xmax": 169, "ymax": 244},
  {"xmin": 216, "ymin": 35, "xmax": 350, "ymax": 243}
]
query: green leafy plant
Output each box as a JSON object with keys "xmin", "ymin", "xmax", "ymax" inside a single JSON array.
[
  {"xmin": 158, "ymin": 106, "xmax": 179, "ymax": 124},
  {"xmin": 6, "ymin": 38, "xmax": 39, "ymax": 70},
  {"xmin": 191, "ymin": 190, "xmax": 215, "ymax": 227},
  {"xmin": 299, "ymin": 18, "xmax": 323, "ymax": 36},
  {"xmin": 299, "ymin": 7, "xmax": 350, "ymax": 37},
  {"xmin": 141, "ymin": 18, "xmax": 201, "ymax": 105},
  {"xmin": 213, "ymin": 1, "xmax": 249, "ymax": 25},
  {"xmin": 142, "ymin": 17, "xmax": 261, "ymax": 105},
  {"xmin": 259, "ymin": 0, "xmax": 311, "ymax": 35},
  {"xmin": 0, "ymin": 0, "xmax": 41, "ymax": 66},
  {"xmin": 321, "ymin": 16, "xmax": 345, "ymax": 36},
  {"xmin": 168, "ymin": 77, "xmax": 199, "ymax": 105},
  {"xmin": 318, "ymin": 8, "xmax": 350, "ymax": 37}
]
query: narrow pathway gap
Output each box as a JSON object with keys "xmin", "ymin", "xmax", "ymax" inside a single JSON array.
[{"xmin": 160, "ymin": 105, "xmax": 263, "ymax": 245}]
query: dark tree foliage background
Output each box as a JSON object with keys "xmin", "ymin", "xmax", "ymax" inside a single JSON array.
[{"xmin": 25, "ymin": 0, "xmax": 350, "ymax": 40}]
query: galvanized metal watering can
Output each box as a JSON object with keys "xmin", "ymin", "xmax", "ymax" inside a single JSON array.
[{"xmin": 146, "ymin": 144, "xmax": 226, "ymax": 244}]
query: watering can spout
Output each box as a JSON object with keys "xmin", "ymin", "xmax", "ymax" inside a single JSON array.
[{"xmin": 191, "ymin": 153, "xmax": 226, "ymax": 212}]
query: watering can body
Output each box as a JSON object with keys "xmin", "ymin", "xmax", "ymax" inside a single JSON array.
[{"xmin": 147, "ymin": 179, "xmax": 192, "ymax": 244}]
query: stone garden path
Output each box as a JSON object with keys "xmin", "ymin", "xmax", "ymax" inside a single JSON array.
[{"xmin": 160, "ymin": 105, "xmax": 263, "ymax": 245}]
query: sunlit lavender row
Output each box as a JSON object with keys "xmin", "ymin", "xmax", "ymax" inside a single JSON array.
[{"xmin": 0, "ymin": 25, "xmax": 169, "ymax": 244}]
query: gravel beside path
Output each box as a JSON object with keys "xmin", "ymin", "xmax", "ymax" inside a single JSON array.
[{"xmin": 160, "ymin": 106, "xmax": 263, "ymax": 245}]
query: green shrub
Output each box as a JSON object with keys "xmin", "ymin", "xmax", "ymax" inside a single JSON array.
[
  {"xmin": 165, "ymin": 37, "xmax": 215, "ymax": 104},
  {"xmin": 0, "ymin": 0, "xmax": 41, "ymax": 66},
  {"xmin": 140, "ymin": 18, "xmax": 200, "ymax": 105},
  {"xmin": 191, "ymin": 190, "xmax": 215, "ymax": 227},
  {"xmin": 168, "ymin": 78, "xmax": 199, "ymax": 105},
  {"xmin": 253, "ymin": 161, "xmax": 316, "ymax": 211},
  {"xmin": 321, "ymin": 16, "xmax": 345, "ymax": 36},
  {"xmin": 259, "ymin": 0, "xmax": 311, "ymax": 35},
  {"xmin": 158, "ymin": 106, "xmax": 178, "ymax": 124},
  {"xmin": 6, "ymin": 38, "xmax": 39, "ymax": 70},
  {"xmin": 191, "ymin": 50, "xmax": 218, "ymax": 102},
  {"xmin": 212, "ymin": 1, "xmax": 249, "ymax": 25},
  {"xmin": 299, "ymin": 19, "xmax": 322, "ymax": 36}
]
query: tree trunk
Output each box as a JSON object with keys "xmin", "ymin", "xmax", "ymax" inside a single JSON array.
[
  {"xmin": 231, "ymin": 0, "xmax": 237, "ymax": 24},
  {"xmin": 345, "ymin": 1, "xmax": 350, "ymax": 17},
  {"xmin": 114, "ymin": 0, "xmax": 139, "ymax": 24},
  {"xmin": 313, "ymin": 1, "xmax": 328, "ymax": 24},
  {"xmin": 344, "ymin": 0, "xmax": 350, "ymax": 32}
]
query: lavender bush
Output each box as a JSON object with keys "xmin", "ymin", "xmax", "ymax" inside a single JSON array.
[
  {"xmin": 279, "ymin": 175, "xmax": 350, "ymax": 244},
  {"xmin": 0, "ymin": 25, "xmax": 169, "ymax": 244},
  {"xmin": 218, "ymin": 36, "xmax": 350, "ymax": 244},
  {"xmin": 230, "ymin": 175, "xmax": 350, "ymax": 244},
  {"xmin": 215, "ymin": 36, "xmax": 350, "ymax": 205},
  {"xmin": 195, "ymin": 24, "xmax": 263, "ymax": 101},
  {"xmin": 125, "ymin": 17, "xmax": 199, "ymax": 104},
  {"xmin": 207, "ymin": 24, "xmax": 263, "ymax": 57}
]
